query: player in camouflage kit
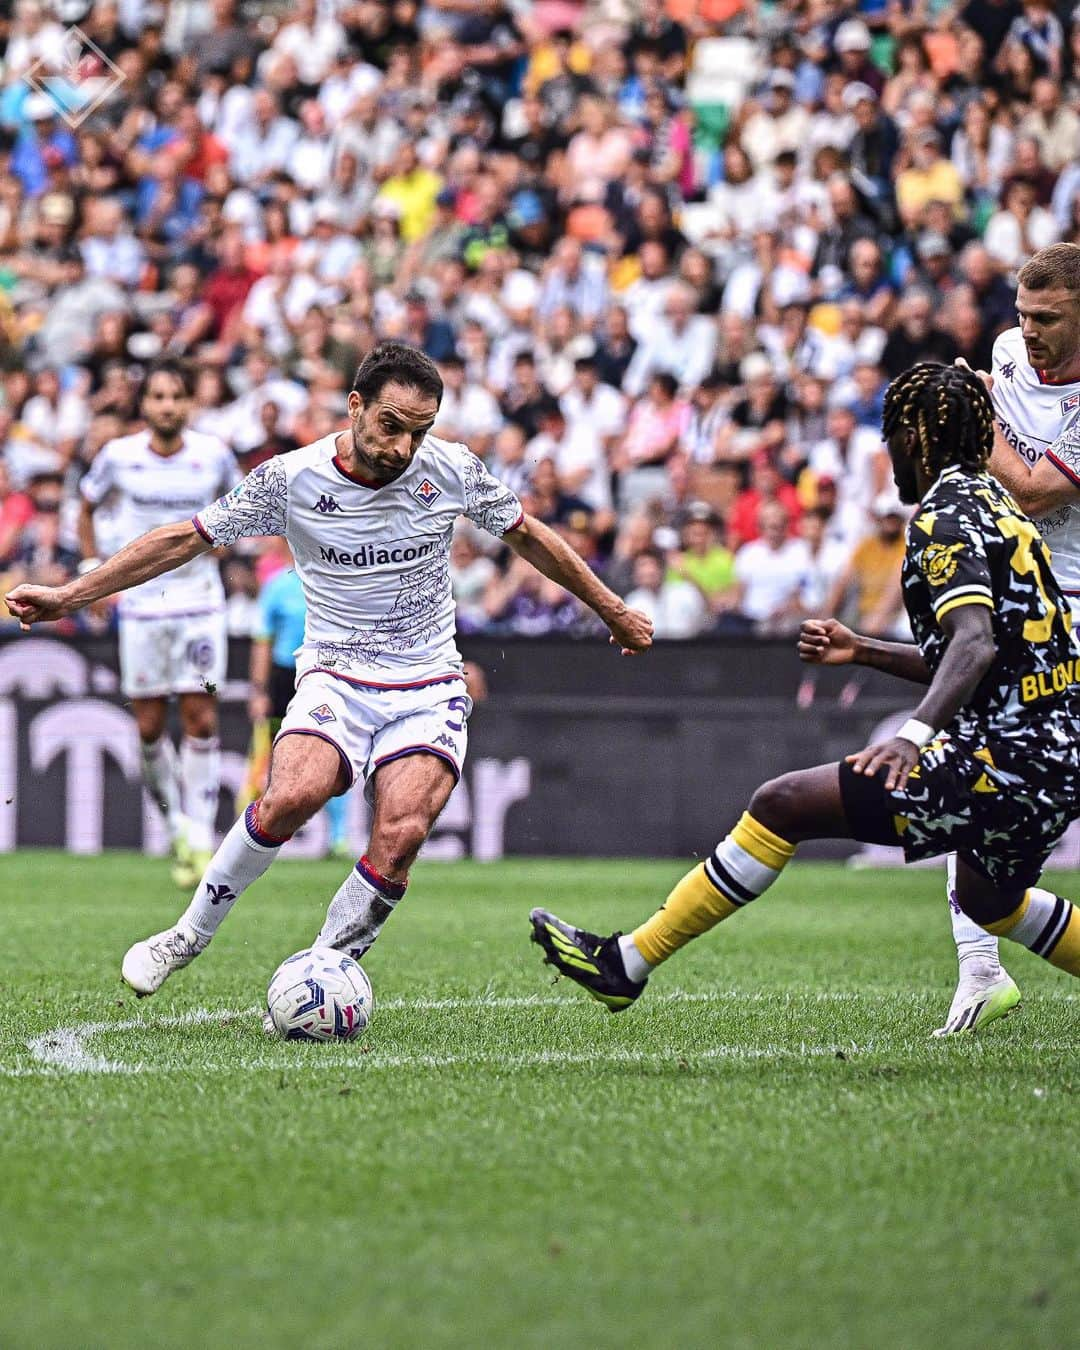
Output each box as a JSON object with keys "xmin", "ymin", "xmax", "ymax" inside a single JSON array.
[{"xmin": 531, "ymin": 364, "xmax": 1080, "ymax": 1015}]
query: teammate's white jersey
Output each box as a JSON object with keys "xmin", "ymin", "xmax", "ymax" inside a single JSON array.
[
  {"xmin": 81, "ymin": 429, "xmax": 240, "ymax": 618},
  {"xmin": 991, "ymin": 327, "xmax": 1080, "ymax": 604},
  {"xmin": 194, "ymin": 432, "xmax": 524, "ymax": 685}
]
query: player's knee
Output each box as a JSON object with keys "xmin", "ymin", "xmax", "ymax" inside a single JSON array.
[
  {"xmin": 259, "ymin": 782, "xmax": 326, "ymax": 834},
  {"xmin": 749, "ymin": 774, "xmax": 800, "ymax": 834}
]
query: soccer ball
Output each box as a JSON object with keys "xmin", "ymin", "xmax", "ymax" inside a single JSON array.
[{"xmin": 266, "ymin": 946, "xmax": 374, "ymax": 1041}]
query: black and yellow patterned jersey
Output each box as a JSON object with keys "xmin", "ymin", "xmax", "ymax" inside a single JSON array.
[{"xmin": 903, "ymin": 465, "xmax": 1080, "ymax": 740}]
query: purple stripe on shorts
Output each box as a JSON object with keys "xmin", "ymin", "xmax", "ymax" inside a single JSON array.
[{"xmin": 373, "ymin": 743, "xmax": 461, "ymax": 783}]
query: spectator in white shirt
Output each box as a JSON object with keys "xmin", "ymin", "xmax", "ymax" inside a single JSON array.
[
  {"xmin": 741, "ymin": 70, "xmax": 813, "ymax": 172},
  {"xmin": 285, "ymin": 101, "xmax": 335, "ymax": 193},
  {"xmin": 624, "ymin": 283, "xmax": 718, "ymax": 396},
  {"xmin": 808, "ymin": 388, "xmax": 889, "ymax": 519},
  {"xmin": 528, "ymin": 404, "xmax": 613, "ymax": 516},
  {"xmin": 625, "ymin": 549, "xmax": 708, "ymax": 638},
  {"xmin": 559, "ymin": 356, "xmax": 625, "ymax": 459},
  {"xmin": 432, "ymin": 355, "xmax": 503, "ymax": 459},
  {"xmin": 229, "ymin": 89, "xmax": 299, "ymax": 187},
  {"xmin": 270, "ymin": 0, "xmax": 346, "ymax": 88},
  {"xmin": 984, "ymin": 176, "xmax": 1060, "ymax": 274},
  {"xmin": 730, "ymin": 501, "xmax": 811, "ymax": 634},
  {"xmin": 79, "ymin": 198, "xmax": 145, "ymax": 290}
]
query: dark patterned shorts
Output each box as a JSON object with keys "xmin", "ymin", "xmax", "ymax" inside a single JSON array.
[{"xmin": 839, "ymin": 729, "xmax": 1080, "ymax": 891}]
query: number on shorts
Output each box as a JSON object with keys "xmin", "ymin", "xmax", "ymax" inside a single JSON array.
[{"xmin": 445, "ymin": 696, "xmax": 469, "ymax": 732}]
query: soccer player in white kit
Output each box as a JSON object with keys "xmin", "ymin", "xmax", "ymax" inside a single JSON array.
[
  {"xmin": 938, "ymin": 242, "xmax": 1080, "ymax": 1034},
  {"xmin": 7, "ymin": 343, "xmax": 653, "ymax": 995},
  {"xmin": 78, "ymin": 359, "xmax": 239, "ymax": 888}
]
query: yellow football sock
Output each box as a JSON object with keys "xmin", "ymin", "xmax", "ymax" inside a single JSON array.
[
  {"xmin": 632, "ymin": 812, "xmax": 795, "ymax": 968},
  {"xmin": 983, "ymin": 887, "xmax": 1080, "ymax": 976}
]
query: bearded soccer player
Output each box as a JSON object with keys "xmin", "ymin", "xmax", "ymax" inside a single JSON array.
[
  {"xmin": 531, "ymin": 364, "xmax": 1080, "ymax": 1012},
  {"xmin": 7, "ymin": 343, "xmax": 653, "ymax": 997},
  {"xmin": 78, "ymin": 358, "xmax": 240, "ymax": 888},
  {"xmin": 931, "ymin": 241, "xmax": 1080, "ymax": 1034}
]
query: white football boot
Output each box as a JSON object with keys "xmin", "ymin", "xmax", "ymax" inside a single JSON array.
[
  {"xmin": 121, "ymin": 924, "xmax": 207, "ymax": 996},
  {"xmin": 932, "ymin": 963, "xmax": 1021, "ymax": 1036}
]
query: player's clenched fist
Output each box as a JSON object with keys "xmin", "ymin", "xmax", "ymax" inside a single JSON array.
[
  {"xmin": 797, "ymin": 617, "xmax": 858, "ymax": 665},
  {"xmin": 607, "ymin": 605, "xmax": 654, "ymax": 655},
  {"xmin": 5, "ymin": 583, "xmax": 70, "ymax": 631}
]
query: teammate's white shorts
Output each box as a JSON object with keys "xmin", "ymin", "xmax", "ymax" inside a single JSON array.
[
  {"xmin": 276, "ymin": 670, "xmax": 472, "ymax": 799},
  {"xmin": 118, "ymin": 610, "xmax": 228, "ymax": 699}
]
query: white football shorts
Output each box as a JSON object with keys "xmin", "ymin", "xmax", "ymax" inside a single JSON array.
[
  {"xmin": 118, "ymin": 610, "xmax": 228, "ymax": 699},
  {"xmin": 275, "ymin": 670, "xmax": 472, "ymax": 799}
]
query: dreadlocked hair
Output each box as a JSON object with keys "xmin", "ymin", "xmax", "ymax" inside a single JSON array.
[{"xmin": 882, "ymin": 362, "xmax": 995, "ymax": 481}]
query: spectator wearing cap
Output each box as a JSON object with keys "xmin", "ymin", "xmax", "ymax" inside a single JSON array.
[
  {"xmin": 807, "ymin": 388, "xmax": 890, "ymax": 523},
  {"xmin": 895, "ymin": 130, "xmax": 966, "ymax": 229},
  {"xmin": 624, "ymin": 282, "xmax": 717, "ymax": 397},
  {"xmin": 845, "ymin": 82, "xmax": 898, "ymax": 211},
  {"xmin": 625, "ymin": 547, "xmax": 708, "ymax": 640},
  {"xmin": 983, "ymin": 175, "xmax": 1060, "ymax": 272},
  {"xmin": 912, "ymin": 231, "xmax": 961, "ymax": 305},
  {"xmin": 728, "ymin": 501, "xmax": 809, "ymax": 637},
  {"xmin": 728, "ymin": 451, "xmax": 802, "ymax": 550},
  {"xmin": 717, "ymin": 354, "xmax": 788, "ymax": 468},
  {"xmin": 826, "ymin": 494, "xmax": 909, "ymax": 639},
  {"xmin": 741, "ymin": 70, "xmax": 812, "ymax": 173},
  {"xmin": 833, "ymin": 19, "xmax": 885, "ymax": 96}
]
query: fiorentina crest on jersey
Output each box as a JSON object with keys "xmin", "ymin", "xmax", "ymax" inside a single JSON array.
[
  {"xmin": 1062, "ymin": 393, "xmax": 1080, "ymax": 416},
  {"xmin": 309, "ymin": 704, "xmax": 336, "ymax": 724},
  {"xmin": 413, "ymin": 478, "xmax": 442, "ymax": 506}
]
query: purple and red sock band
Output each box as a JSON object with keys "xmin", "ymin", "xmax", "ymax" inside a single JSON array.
[
  {"xmin": 356, "ymin": 854, "xmax": 407, "ymax": 900},
  {"xmin": 245, "ymin": 801, "xmax": 291, "ymax": 847}
]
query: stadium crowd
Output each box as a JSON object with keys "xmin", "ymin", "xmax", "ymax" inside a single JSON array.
[{"xmin": 0, "ymin": 0, "xmax": 1078, "ymax": 640}]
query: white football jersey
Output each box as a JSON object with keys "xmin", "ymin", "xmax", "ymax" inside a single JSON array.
[
  {"xmin": 991, "ymin": 327, "xmax": 1080, "ymax": 606},
  {"xmin": 194, "ymin": 432, "xmax": 524, "ymax": 685},
  {"xmin": 81, "ymin": 429, "xmax": 240, "ymax": 618}
]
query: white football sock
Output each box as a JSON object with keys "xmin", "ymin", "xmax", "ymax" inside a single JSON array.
[
  {"xmin": 617, "ymin": 933, "xmax": 653, "ymax": 983},
  {"xmin": 181, "ymin": 735, "xmax": 221, "ymax": 852},
  {"xmin": 946, "ymin": 853, "xmax": 1001, "ymax": 973},
  {"xmin": 317, "ymin": 856, "xmax": 407, "ymax": 960},
  {"xmin": 180, "ymin": 802, "xmax": 289, "ymax": 941},
  {"xmin": 141, "ymin": 736, "xmax": 183, "ymax": 840}
]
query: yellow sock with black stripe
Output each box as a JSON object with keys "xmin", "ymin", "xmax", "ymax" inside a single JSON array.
[
  {"xmin": 631, "ymin": 812, "xmax": 796, "ymax": 968},
  {"xmin": 984, "ymin": 886, "xmax": 1080, "ymax": 975}
]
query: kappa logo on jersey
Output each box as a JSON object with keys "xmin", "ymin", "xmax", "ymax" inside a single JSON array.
[
  {"xmin": 432, "ymin": 732, "xmax": 457, "ymax": 751},
  {"xmin": 1061, "ymin": 393, "xmax": 1080, "ymax": 416},
  {"xmin": 923, "ymin": 541, "xmax": 966, "ymax": 586},
  {"xmin": 1000, "ymin": 360, "xmax": 1016, "ymax": 381},
  {"xmin": 309, "ymin": 704, "xmax": 337, "ymax": 724},
  {"xmin": 314, "ymin": 494, "xmax": 342, "ymax": 514},
  {"xmin": 413, "ymin": 478, "xmax": 442, "ymax": 507}
]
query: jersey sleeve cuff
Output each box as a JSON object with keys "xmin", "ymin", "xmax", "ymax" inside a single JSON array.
[
  {"xmin": 1044, "ymin": 449, "xmax": 1080, "ymax": 489},
  {"xmin": 502, "ymin": 509, "xmax": 525, "ymax": 535},
  {"xmin": 191, "ymin": 514, "xmax": 215, "ymax": 545},
  {"xmin": 933, "ymin": 588, "xmax": 994, "ymax": 621}
]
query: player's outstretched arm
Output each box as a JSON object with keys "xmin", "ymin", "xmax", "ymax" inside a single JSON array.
[
  {"xmin": 798, "ymin": 618, "xmax": 931, "ymax": 683},
  {"xmin": 847, "ymin": 603, "xmax": 996, "ymax": 790},
  {"xmin": 5, "ymin": 519, "xmax": 211, "ymax": 630},
  {"xmin": 503, "ymin": 513, "xmax": 653, "ymax": 654}
]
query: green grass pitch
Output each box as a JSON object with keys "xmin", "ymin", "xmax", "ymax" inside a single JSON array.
[{"xmin": 2, "ymin": 853, "xmax": 1080, "ymax": 1349}]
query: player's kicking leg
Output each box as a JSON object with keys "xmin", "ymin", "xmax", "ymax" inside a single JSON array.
[
  {"xmin": 121, "ymin": 734, "xmax": 343, "ymax": 995},
  {"xmin": 531, "ymin": 761, "xmax": 1080, "ymax": 1011},
  {"xmin": 934, "ymin": 853, "xmax": 1020, "ymax": 1036}
]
